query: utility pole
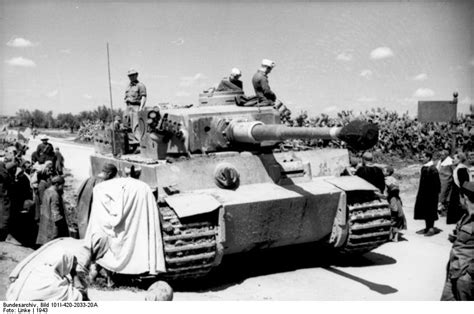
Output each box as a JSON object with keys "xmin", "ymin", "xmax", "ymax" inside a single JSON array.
[{"xmin": 106, "ymin": 42, "xmax": 116, "ymax": 156}]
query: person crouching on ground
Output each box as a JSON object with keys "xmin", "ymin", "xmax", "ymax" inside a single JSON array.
[
  {"xmin": 440, "ymin": 181, "xmax": 474, "ymax": 301},
  {"xmin": 36, "ymin": 176, "xmax": 68, "ymax": 246},
  {"xmin": 414, "ymin": 151, "xmax": 441, "ymax": 236},
  {"xmin": 6, "ymin": 232, "xmax": 109, "ymax": 301}
]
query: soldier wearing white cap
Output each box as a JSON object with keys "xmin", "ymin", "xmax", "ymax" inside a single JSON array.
[
  {"xmin": 252, "ymin": 59, "xmax": 277, "ymax": 106},
  {"xmin": 216, "ymin": 68, "xmax": 243, "ymax": 92},
  {"xmin": 124, "ymin": 69, "xmax": 147, "ymax": 136}
]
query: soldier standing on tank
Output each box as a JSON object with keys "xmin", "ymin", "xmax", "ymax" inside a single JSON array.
[
  {"xmin": 252, "ymin": 59, "xmax": 276, "ymax": 106},
  {"xmin": 124, "ymin": 69, "xmax": 147, "ymax": 133},
  {"xmin": 441, "ymin": 181, "xmax": 474, "ymax": 301}
]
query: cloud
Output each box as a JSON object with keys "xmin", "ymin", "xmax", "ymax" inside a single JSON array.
[
  {"xmin": 413, "ymin": 88, "xmax": 434, "ymax": 98},
  {"xmin": 83, "ymin": 94, "xmax": 92, "ymax": 100},
  {"xmin": 336, "ymin": 52, "xmax": 353, "ymax": 62},
  {"xmin": 46, "ymin": 90, "xmax": 58, "ymax": 98},
  {"xmin": 179, "ymin": 73, "xmax": 206, "ymax": 87},
  {"xmin": 5, "ymin": 56, "xmax": 36, "ymax": 67},
  {"xmin": 412, "ymin": 73, "xmax": 427, "ymax": 81},
  {"xmin": 469, "ymin": 58, "xmax": 474, "ymax": 66},
  {"xmin": 370, "ymin": 47, "xmax": 394, "ymax": 60},
  {"xmin": 459, "ymin": 96, "xmax": 472, "ymax": 105},
  {"xmin": 59, "ymin": 49, "xmax": 72, "ymax": 54},
  {"xmin": 357, "ymin": 96, "xmax": 377, "ymax": 102},
  {"xmin": 323, "ymin": 106, "xmax": 338, "ymax": 113},
  {"xmin": 360, "ymin": 69, "xmax": 373, "ymax": 78},
  {"xmin": 176, "ymin": 91, "xmax": 191, "ymax": 97},
  {"xmin": 6, "ymin": 37, "xmax": 36, "ymax": 48},
  {"xmin": 149, "ymin": 74, "xmax": 169, "ymax": 79},
  {"xmin": 111, "ymin": 79, "xmax": 127, "ymax": 86},
  {"xmin": 172, "ymin": 38, "xmax": 184, "ymax": 46}
]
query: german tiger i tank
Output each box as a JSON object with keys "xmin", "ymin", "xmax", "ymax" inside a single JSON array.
[{"xmin": 90, "ymin": 90, "xmax": 392, "ymax": 280}]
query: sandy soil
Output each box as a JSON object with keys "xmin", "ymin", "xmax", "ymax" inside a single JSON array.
[{"xmin": 0, "ymin": 135, "xmax": 454, "ymax": 301}]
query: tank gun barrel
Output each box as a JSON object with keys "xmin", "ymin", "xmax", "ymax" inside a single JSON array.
[{"xmin": 227, "ymin": 120, "xmax": 378, "ymax": 151}]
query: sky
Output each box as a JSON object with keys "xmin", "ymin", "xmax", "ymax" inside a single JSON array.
[{"xmin": 1, "ymin": 0, "xmax": 473, "ymax": 117}]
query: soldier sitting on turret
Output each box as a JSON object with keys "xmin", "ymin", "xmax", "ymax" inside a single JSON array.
[
  {"xmin": 216, "ymin": 68, "xmax": 243, "ymax": 92},
  {"xmin": 252, "ymin": 59, "xmax": 277, "ymax": 107}
]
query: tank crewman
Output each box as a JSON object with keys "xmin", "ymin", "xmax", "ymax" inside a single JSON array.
[
  {"xmin": 124, "ymin": 69, "xmax": 147, "ymax": 133},
  {"xmin": 252, "ymin": 59, "xmax": 277, "ymax": 106},
  {"xmin": 216, "ymin": 68, "xmax": 243, "ymax": 92},
  {"xmin": 441, "ymin": 181, "xmax": 474, "ymax": 301}
]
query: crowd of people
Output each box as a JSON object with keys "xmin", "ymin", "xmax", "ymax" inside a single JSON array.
[
  {"xmin": 0, "ymin": 135, "xmax": 66, "ymax": 248},
  {"xmin": 349, "ymin": 148, "xmax": 472, "ymax": 300}
]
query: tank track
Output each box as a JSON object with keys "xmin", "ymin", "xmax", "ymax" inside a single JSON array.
[
  {"xmin": 159, "ymin": 204, "xmax": 220, "ymax": 280},
  {"xmin": 341, "ymin": 195, "xmax": 392, "ymax": 254}
]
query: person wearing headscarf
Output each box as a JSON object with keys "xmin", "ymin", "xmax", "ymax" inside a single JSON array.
[
  {"xmin": 54, "ymin": 147, "xmax": 65, "ymax": 175},
  {"xmin": 384, "ymin": 166, "xmax": 407, "ymax": 241},
  {"xmin": 436, "ymin": 150, "xmax": 453, "ymax": 217},
  {"xmin": 36, "ymin": 176, "xmax": 68, "ymax": 245},
  {"xmin": 32, "ymin": 161, "xmax": 54, "ymax": 223},
  {"xmin": 447, "ymin": 152, "xmax": 470, "ymax": 224},
  {"xmin": 414, "ymin": 151, "xmax": 441, "ymax": 236},
  {"xmin": 6, "ymin": 233, "xmax": 109, "ymax": 301},
  {"xmin": 76, "ymin": 163, "xmax": 118, "ymax": 238}
]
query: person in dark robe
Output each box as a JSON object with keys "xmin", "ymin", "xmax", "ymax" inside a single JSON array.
[
  {"xmin": 75, "ymin": 163, "xmax": 118, "ymax": 238},
  {"xmin": 36, "ymin": 176, "xmax": 68, "ymax": 246},
  {"xmin": 33, "ymin": 162, "xmax": 53, "ymax": 223},
  {"xmin": 31, "ymin": 150, "xmax": 39, "ymax": 164},
  {"xmin": 9, "ymin": 163, "xmax": 36, "ymax": 247},
  {"xmin": 355, "ymin": 152, "xmax": 385, "ymax": 193},
  {"xmin": 414, "ymin": 151, "xmax": 441, "ymax": 236},
  {"xmin": 447, "ymin": 152, "xmax": 470, "ymax": 224},
  {"xmin": 0, "ymin": 161, "xmax": 14, "ymax": 242},
  {"xmin": 54, "ymin": 147, "xmax": 65, "ymax": 175}
]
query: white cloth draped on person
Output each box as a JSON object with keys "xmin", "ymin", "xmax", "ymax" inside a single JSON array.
[
  {"xmin": 6, "ymin": 235, "xmax": 108, "ymax": 301},
  {"xmin": 85, "ymin": 177, "xmax": 165, "ymax": 274}
]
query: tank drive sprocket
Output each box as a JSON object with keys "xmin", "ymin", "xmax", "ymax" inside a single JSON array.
[{"xmin": 159, "ymin": 203, "xmax": 220, "ymax": 280}]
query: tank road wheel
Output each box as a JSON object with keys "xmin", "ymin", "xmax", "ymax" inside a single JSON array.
[
  {"xmin": 338, "ymin": 191, "xmax": 392, "ymax": 255},
  {"xmin": 159, "ymin": 203, "xmax": 222, "ymax": 280}
]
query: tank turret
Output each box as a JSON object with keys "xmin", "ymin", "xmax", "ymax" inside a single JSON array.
[{"xmin": 137, "ymin": 105, "xmax": 378, "ymax": 159}]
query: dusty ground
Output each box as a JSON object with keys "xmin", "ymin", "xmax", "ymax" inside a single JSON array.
[{"xmin": 0, "ymin": 135, "xmax": 454, "ymax": 301}]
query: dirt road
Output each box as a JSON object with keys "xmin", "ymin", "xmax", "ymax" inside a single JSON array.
[{"xmin": 1, "ymin": 136, "xmax": 454, "ymax": 301}]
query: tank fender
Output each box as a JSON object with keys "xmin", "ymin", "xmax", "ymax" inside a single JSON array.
[
  {"xmin": 165, "ymin": 193, "xmax": 221, "ymax": 218},
  {"xmin": 324, "ymin": 175, "xmax": 378, "ymax": 192},
  {"xmin": 324, "ymin": 176, "xmax": 377, "ymax": 248}
]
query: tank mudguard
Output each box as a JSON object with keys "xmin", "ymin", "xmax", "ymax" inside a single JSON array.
[
  {"xmin": 324, "ymin": 175, "xmax": 378, "ymax": 192},
  {"xmin": 165, "ymin": 193, "xmax": 221, "ymax": 218}
]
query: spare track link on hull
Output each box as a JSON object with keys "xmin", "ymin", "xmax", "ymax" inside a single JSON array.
[
  {"xmin": 342, "ymin": 197, "xmax": 392, "ymax": 254},
  {"xmin": 159, "ymin": 204, "xmax": 220, "ymax": 280}
]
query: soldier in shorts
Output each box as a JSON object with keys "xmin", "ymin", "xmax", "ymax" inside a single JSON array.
[{"xmin": 124, "ymin": 69, "xmax": 147, "ymax": 137}]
